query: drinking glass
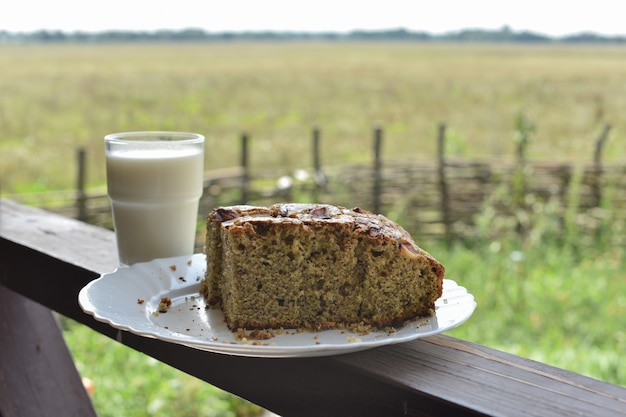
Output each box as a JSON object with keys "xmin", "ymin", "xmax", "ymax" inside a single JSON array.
[{"xmin": 105, "ymin": 131, "xmax": 205, "ymax": 266}]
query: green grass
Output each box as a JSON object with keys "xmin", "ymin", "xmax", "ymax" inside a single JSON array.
[
  {"xmin": 441, "ymin": 189, "xmax": 626, "ymax": 386},
  {"xmin": 62, "ymin": 318, "xmax": 264, "ymax": 417},
  {"xmin": 2, "ymin": 42, "xmax": 626, "ymax": 194},
  {"xmin": 443, "ymin": 237, "xmax": 626, "ymax": 385}
]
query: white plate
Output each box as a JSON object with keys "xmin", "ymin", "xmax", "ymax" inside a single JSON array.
[{"xmin": 79, "ymin": 254, "xmax": 476, "ymax": 358}]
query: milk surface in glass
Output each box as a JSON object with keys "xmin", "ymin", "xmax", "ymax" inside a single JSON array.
[{"xmin": 105, "ymin": 133, "xmax": 204, "ymax": 265}]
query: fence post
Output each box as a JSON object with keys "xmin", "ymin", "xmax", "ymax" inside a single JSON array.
[
  {"xmin": 437, "ymin": 124, "xmax": 451, "ymax": 242},
  {"xmin": 241, "ymin": 133, "xmax": 249, "ymax": 204},
  {"xmin": 592, "ymin": 123, "xmax": 611, "ymax": 207},
  {"xmin": 511, "ymin": 113, "xmax": 534, "ymax": 235},
  {"xmin": 373, "ymin": 125, "xmax": 383, "ymax": 214},
  {"xmin": 76, "ymin": 148, "xmax": 88, "ymax": 222},
  {"xmin": 311, "ymin": 127, "xmax": 326, "ymax": 202}
]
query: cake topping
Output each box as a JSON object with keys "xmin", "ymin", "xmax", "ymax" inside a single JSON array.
[
  {"xmin": 399, "ymin": 242, "xmax": 421, "ymax": 259},
  {"xmin": 310, "ymin": 206, "xmax": 331, "ymax": 219},
  {"xmin": 214, "ymin": 207, "xmax": 239, "ymax": 222}
]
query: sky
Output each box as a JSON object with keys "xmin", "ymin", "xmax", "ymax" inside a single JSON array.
[{"xmin": 3, "ymin": 0, "xmax": 626, "ymax": 37}]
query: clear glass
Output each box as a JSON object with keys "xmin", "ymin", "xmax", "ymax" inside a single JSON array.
[{"xmin": 104, "ymin": 131, "xmax": 205, "ymax": 266}]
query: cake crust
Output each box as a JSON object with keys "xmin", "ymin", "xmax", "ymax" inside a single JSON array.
[{"xmin": 202, "ymin": 203, "xmax": 444, "ymax": 331}]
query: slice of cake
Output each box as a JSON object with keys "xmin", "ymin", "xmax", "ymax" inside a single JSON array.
[{"xmin": 201, "ymin": 203, "xmax": 444, "ymax": 331}]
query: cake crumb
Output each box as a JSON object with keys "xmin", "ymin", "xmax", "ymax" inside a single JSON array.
[
  {"xmin": 346, "ymin": 336, "xmax": 362, "ymax": 343},
  {"xmin": 169, "ymin": 265, "xmax": 177, "ymax": 271},
  {"xmin": 384, "ymin": 326, "xmax": 398, "ymax": 335},
  {"xmin": 415, "ymin": 318, "xmax": 430, "ymax": 329},
  {"xmin": 137, "ymin": 298, "xmax": 145, "ymax": 304},
  {"xmin": 347, "ymin": 322, "xmax": 373, "ymax": 336},
  {"xmin": 235, "ymin": 328, "xmax": 276, "ymax": 341},
  {"xmin": 158, "ymin": 297, "xmax": 172, "ymax": 313}
]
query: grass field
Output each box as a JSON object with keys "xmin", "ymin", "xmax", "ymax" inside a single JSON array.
[
  {"xmin": 2, "ymin": 42, "xmax": 626, "ymax": 194},
  {"xmin": 2, "ymin": 42, "xmax": 625, "ymax": 414}
]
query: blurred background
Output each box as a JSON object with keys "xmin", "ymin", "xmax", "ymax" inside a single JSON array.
[{"xmin": 2, "ymin": 1, "xmax": 625, "ymax": 416}]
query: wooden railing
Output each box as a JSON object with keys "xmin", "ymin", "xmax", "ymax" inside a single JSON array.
[{"xmin": 1, "ymin": 198, "xmax": 625, "ymax": 417}]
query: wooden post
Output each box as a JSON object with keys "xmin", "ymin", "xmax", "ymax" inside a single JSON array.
[
  {"xmin": 592, "ymin": 124, "xmax": 611, "ymax": 207},
  {"xmin": 593, "ymin": 124, "xmax": 611, "ymax": 168},
  {"xmin": 373, "ymin": 126, "xmax": 383, "ymax": 214},
  {"xmin": 437, "ymin": 124, "xmax": 451, "ymax": 241},
  {"xmin": 76, "ymin": 148, "xmax": 87, "ymax": 222},
  {"xmin": 240, "ymin": 133, "xmax": 249, "ymax": 204},
  {"xmin": 312, "ymin": 127, "xmax": 322, "ymax": 174},
  {"xmin": 311, "ymin": 127, "xmax": 325, "ymax": 202},
  {"xmin": 512, "ymin": 112, "xmax": 533, "ymax": 217}
]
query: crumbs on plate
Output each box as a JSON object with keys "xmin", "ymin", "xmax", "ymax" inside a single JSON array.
[
  {"xmin": 158, "ymin": 297, "xmax": 172, "ymax": 313},
  {"xmin": 235, "ymin": 328, "xmax": 276, "ymax": 341}
]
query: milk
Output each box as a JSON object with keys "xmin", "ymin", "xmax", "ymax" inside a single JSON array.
[{"xmin": 106, "ymin": 144, "xmax": 204, "ymax": 265}]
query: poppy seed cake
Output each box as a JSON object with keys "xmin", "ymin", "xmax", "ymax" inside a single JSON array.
[{"xmin": 201, "ymin": 203, "xmax": 444, "ymax": 331}]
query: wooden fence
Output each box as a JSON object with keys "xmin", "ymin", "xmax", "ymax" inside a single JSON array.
[{"xmin": 6, "ymin": 123, "xmax": 625, "ymax": 243}]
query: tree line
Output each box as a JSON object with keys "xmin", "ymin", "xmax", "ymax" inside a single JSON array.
[{"xmin": 2, "ymin": 26, "xmax": 625, "ymax": 44}]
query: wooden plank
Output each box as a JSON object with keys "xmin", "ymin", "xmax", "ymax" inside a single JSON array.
[
  {"xmin": 0, "ymin": 285, "xmax": 97, "ymax": 417},
  {"xmin": 0, "ymin": 199, "xmax": 118, "ymax": 273},
  {"xmin": 342, "ymin": 337, "xmax": 626, "ymax": 417},
  {"xmin": 1, "ymin": 199, "xmax": 626, "ymax": 417}
]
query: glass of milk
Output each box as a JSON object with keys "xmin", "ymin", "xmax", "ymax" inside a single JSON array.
[{"xmin": 104, "ymin": 131, "xmax": 205, "ymax": 266}]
